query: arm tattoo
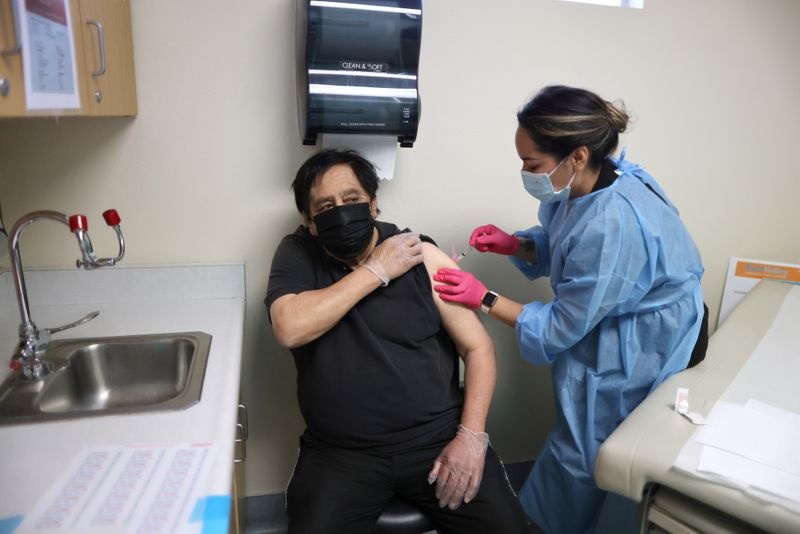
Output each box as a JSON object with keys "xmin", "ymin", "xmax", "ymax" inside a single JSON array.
[{"xmin": 515, "ymin": 238, "xmax": 537, "ymax": 263}]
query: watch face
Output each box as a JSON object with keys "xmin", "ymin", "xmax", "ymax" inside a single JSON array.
[{"xmin": 482, "ymin": 291, "xmax": 498, "ymax": 308}]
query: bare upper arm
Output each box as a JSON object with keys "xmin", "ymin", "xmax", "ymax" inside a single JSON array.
[
  {"xmin": 269, "ymin": 293, "xmax": 300, "ymax": 347},
  {"xmin": 421, "ymin": 242, "xmax": 493, "ymax": 358}
]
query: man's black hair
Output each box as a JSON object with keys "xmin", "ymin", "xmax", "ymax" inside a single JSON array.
[{"xmin": 292, "ymin": 150, "xmax": 380, "ymax": 216}]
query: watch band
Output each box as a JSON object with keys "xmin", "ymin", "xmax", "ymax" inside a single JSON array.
[{"xmin": 480, "ymin": 291, "xmax": 499, "ymax": 314}]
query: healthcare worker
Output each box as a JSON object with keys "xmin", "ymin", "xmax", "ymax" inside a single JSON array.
[{"xmin": 432, "ymin": 85, "xmax": 707, "ymax": 533}]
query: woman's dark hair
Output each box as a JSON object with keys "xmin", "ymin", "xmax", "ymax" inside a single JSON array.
[
  {"xmin": 517, "ymin": 85, "xmax": 629, "ymax": 168},
  {"xmin": 292, "ymin": 149, "xmax": 380, "ymax": 216}
]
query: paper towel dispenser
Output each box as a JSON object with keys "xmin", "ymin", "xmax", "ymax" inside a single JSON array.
[{"xmin": 296, "ymin": 0, "xmax": 423, "ymax": 148}]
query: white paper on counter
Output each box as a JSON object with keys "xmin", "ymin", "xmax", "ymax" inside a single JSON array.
[
  {"xmin": 673, "ymin": 286, "xmax": 800, "ymax": 513},
  {"xmin": 14, "ymin": 0, "xmax": 81, "ymax": 110},
  {"xmin": 321, "ymin": 133, "xmax": 398, "ymax": 180},
  {"xmin": 697, "ymin": 447, "xmax": 800, "ymax": 504},
  {"xmin": 679, "ymin": 400, "xmax": 800, "ymax": 508},
  {"xmin": 19, "ymin": 443, "xmax": 216, "ymax": 533},
  {"xmin": 695, "ymin": 401, "xmax": 800, "ymax": 477},
  {"xmin": 746, "ymin": 399, "xmax": 800, "ymax": 426}
]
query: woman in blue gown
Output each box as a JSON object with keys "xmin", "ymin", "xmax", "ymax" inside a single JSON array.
[{"xmin": 433, "ymin": 85, "xmax": 706, "ymax": 533}]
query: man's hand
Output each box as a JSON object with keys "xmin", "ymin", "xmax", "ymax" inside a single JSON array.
[
  {"xmin": 363, "ymin": 232, "xmax": 423, "ymax": 285},
  {"xmin": 427, "ymin": 425, "xmax": 490, "ymax": 510}
]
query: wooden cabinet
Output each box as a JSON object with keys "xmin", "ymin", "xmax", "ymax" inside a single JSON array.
[
  {"xmin": 76, "ymin": 0, "xmax": 136, "ymax": 116},
  {"xmin": 0, "ymin": 0, "xmax": 136, "ymax": 118}
]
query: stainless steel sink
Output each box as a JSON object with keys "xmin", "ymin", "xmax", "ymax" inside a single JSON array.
[{"xmin": 0, "ymin": 332, "xmax": 211, "ymax": 425}]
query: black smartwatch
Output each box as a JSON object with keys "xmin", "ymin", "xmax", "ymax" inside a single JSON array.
[{"xmin": 480, "ymin": 291, "xmax": 499, "ymax": 314}]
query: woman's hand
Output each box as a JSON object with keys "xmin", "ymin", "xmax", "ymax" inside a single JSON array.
[
  {"xmin": 433, "ymin": 268, "xmax": 487, "ymax": 309},
  {"xmin": 469, "ymin": 224, "xmax": 519, "ymax": 255}
]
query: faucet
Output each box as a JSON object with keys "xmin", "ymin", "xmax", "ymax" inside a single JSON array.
[{"xmin": 7, "ymin": 209, "xmax": 125, "ymax": 380}]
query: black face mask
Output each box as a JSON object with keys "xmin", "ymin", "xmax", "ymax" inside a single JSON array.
[{"xmin": 312, "ymin": 203, "xmax": 375, "ymax": 260}]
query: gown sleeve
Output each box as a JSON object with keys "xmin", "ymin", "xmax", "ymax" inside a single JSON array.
[
  {"xmin": 510, "ymin": 225, "xmax": 551, "ymax": 280},
  {"xmin": 515, "ymin": 197, "xmax": 649, "ymax": 365}
]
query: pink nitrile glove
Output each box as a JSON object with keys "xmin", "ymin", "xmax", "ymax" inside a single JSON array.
[
  {"xmin": 432, "ymin": 268, "xmax": 487, "ymax": 310},
  {"xmin": 469, "ymin": 224, "xmax": 519, "ymax": 255}
]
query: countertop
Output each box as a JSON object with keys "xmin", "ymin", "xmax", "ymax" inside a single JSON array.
[
  {"xmin": 0, "ymin": 263, "xmax": 245, "ymax": 533},
  {"xmin": 594, "ymin": 280, "xmax": 800, "ymax": 533}
]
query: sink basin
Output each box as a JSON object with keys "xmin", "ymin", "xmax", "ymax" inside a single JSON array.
[{"xmin": 0, "ymin": 332, "xmax": 211, "ymax": 425}]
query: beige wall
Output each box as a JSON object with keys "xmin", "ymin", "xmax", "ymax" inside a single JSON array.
[{"xmin": 1, "ymin": 0, "xmax": 798, "ymax": 496}]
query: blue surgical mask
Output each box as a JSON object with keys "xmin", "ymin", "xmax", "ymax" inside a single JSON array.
[{"xmin": 521, "ymin": 156, "xmax": 576, "ymax": 204}]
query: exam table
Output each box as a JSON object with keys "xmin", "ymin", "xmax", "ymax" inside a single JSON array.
[{"xmin": 595, "ymin": 280, "xmax": 800, "ymax": 533}]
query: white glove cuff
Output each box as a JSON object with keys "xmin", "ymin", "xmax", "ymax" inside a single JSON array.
[
  {"xmin": 458, "ymin": 424, "xmax": 490, "ymax": 448},
  {"xmin": 363, "ymin": 264, "xmax": 389, "ymax": 287}
]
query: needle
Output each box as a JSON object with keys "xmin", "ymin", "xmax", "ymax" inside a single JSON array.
[{"xmin": 450, "ymin": 242, "xmax": 471, "ymax": 263}]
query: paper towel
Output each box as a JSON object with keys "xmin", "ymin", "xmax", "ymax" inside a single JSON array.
[{"xmin": 321, "ymin": 133, "xmax": 398, "ymax": 180}]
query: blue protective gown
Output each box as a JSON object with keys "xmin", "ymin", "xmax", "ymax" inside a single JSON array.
[{"xmin": 512, "ymin": 153, "xmax": 704, "ymax": 534}]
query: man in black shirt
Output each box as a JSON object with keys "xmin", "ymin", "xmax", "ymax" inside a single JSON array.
[{"xmin": 266, "ymin": 150, "xmax": 531, "ymax": 533}]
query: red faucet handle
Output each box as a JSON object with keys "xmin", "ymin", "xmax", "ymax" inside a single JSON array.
[
  {"xmin": 69, "ymin": 214, "xmax": 88, "ymax": 233},
  {"xmin": 9, "ymin": 360, "xmax": 21, "ymax": 371},
  {"xmin": 102, "ymin": 209, "xmax": 121, "ymax": 226}
]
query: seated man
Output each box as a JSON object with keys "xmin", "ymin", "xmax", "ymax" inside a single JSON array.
[{"xmin": 266, "ymin": 150, "xmax": 531, "ymax": 534}]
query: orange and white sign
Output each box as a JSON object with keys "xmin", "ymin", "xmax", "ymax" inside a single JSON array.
[
  {"xmin": 719, "ymin": 257, "xmax": 800, "ymax": 327},
  {"xmin": 734, "ymin": 261, "xmax": 800, "ymax": 284}
]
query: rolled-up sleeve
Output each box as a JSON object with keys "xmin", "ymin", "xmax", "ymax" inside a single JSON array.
[{"xmin": 510, "ymin": 225, "xmax": 550, "ymax": 280}]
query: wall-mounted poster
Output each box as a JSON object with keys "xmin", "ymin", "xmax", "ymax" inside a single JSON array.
[
  {"xmin": 15, "ymin": 0, "xmax": 80, "ymax": 110},
  {"xmin": 718, "ymin": 257, "xmax": 800, "ymax": 327}
]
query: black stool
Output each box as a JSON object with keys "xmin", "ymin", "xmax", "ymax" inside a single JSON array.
[{"xmin": 373, "ymin": 498, "xmax": 436, "ymax": 534}]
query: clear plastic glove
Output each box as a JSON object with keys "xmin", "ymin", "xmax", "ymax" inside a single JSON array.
[
  {"xmin": 427, "ymin": 424, "xmax": 490, "ymax": 510},
  {"xmin": 363, "ymin": 232, "xmax": 423, "ymax": 286},
  {"xmin": 469, "ymin": 224, "xmax": 519, "ymax": 255},
  {"xmin": 432, "ymin": 268, "xmax": 487, "ymax": 309}
]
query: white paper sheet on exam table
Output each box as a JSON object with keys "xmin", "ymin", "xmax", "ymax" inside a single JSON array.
[
  {"xmin": 692, "ymin": 401, "xmax": 800, "ymax": 505},
  {"xmin": 674, "ymin": 285, "xmax": 800, "ymax": 513}
]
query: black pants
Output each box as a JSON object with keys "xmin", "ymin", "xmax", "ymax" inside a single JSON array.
[{"xmin": 286, "ymin": 433, "xmax": 532, "ymax": 534}]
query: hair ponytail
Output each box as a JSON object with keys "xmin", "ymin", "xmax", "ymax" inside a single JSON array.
[{"xmin": 517, "ymin": 86, "xmax": 630, "ymax": 168}]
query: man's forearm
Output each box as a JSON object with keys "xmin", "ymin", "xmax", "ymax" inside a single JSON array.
[
  {"xmin": 270, "ymin": 266, "xmax": 382, "ymax": 348},
  {"xmin": 459, "ymin": 346, "xmax": 497, "ymax": 433}
]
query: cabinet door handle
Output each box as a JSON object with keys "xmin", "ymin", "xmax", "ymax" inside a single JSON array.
[
  {"xmin": 234, "ymin": 423, "xmax": 247, "ymax": 463},
  {"xmin": 1, "ymin": 0, "xmax": 21, "ymax": 55},
  {"xmin": 86, "ymin": 20, "xmax": 106, "ymax": 76},
  {"xmin": 237, "ymin": 403, "xmax": 248, "ymax": 441}
]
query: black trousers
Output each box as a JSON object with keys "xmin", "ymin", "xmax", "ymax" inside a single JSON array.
[{"xmin": 286, "ymin": 433, "xmax": 532, "ymax": 534}]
